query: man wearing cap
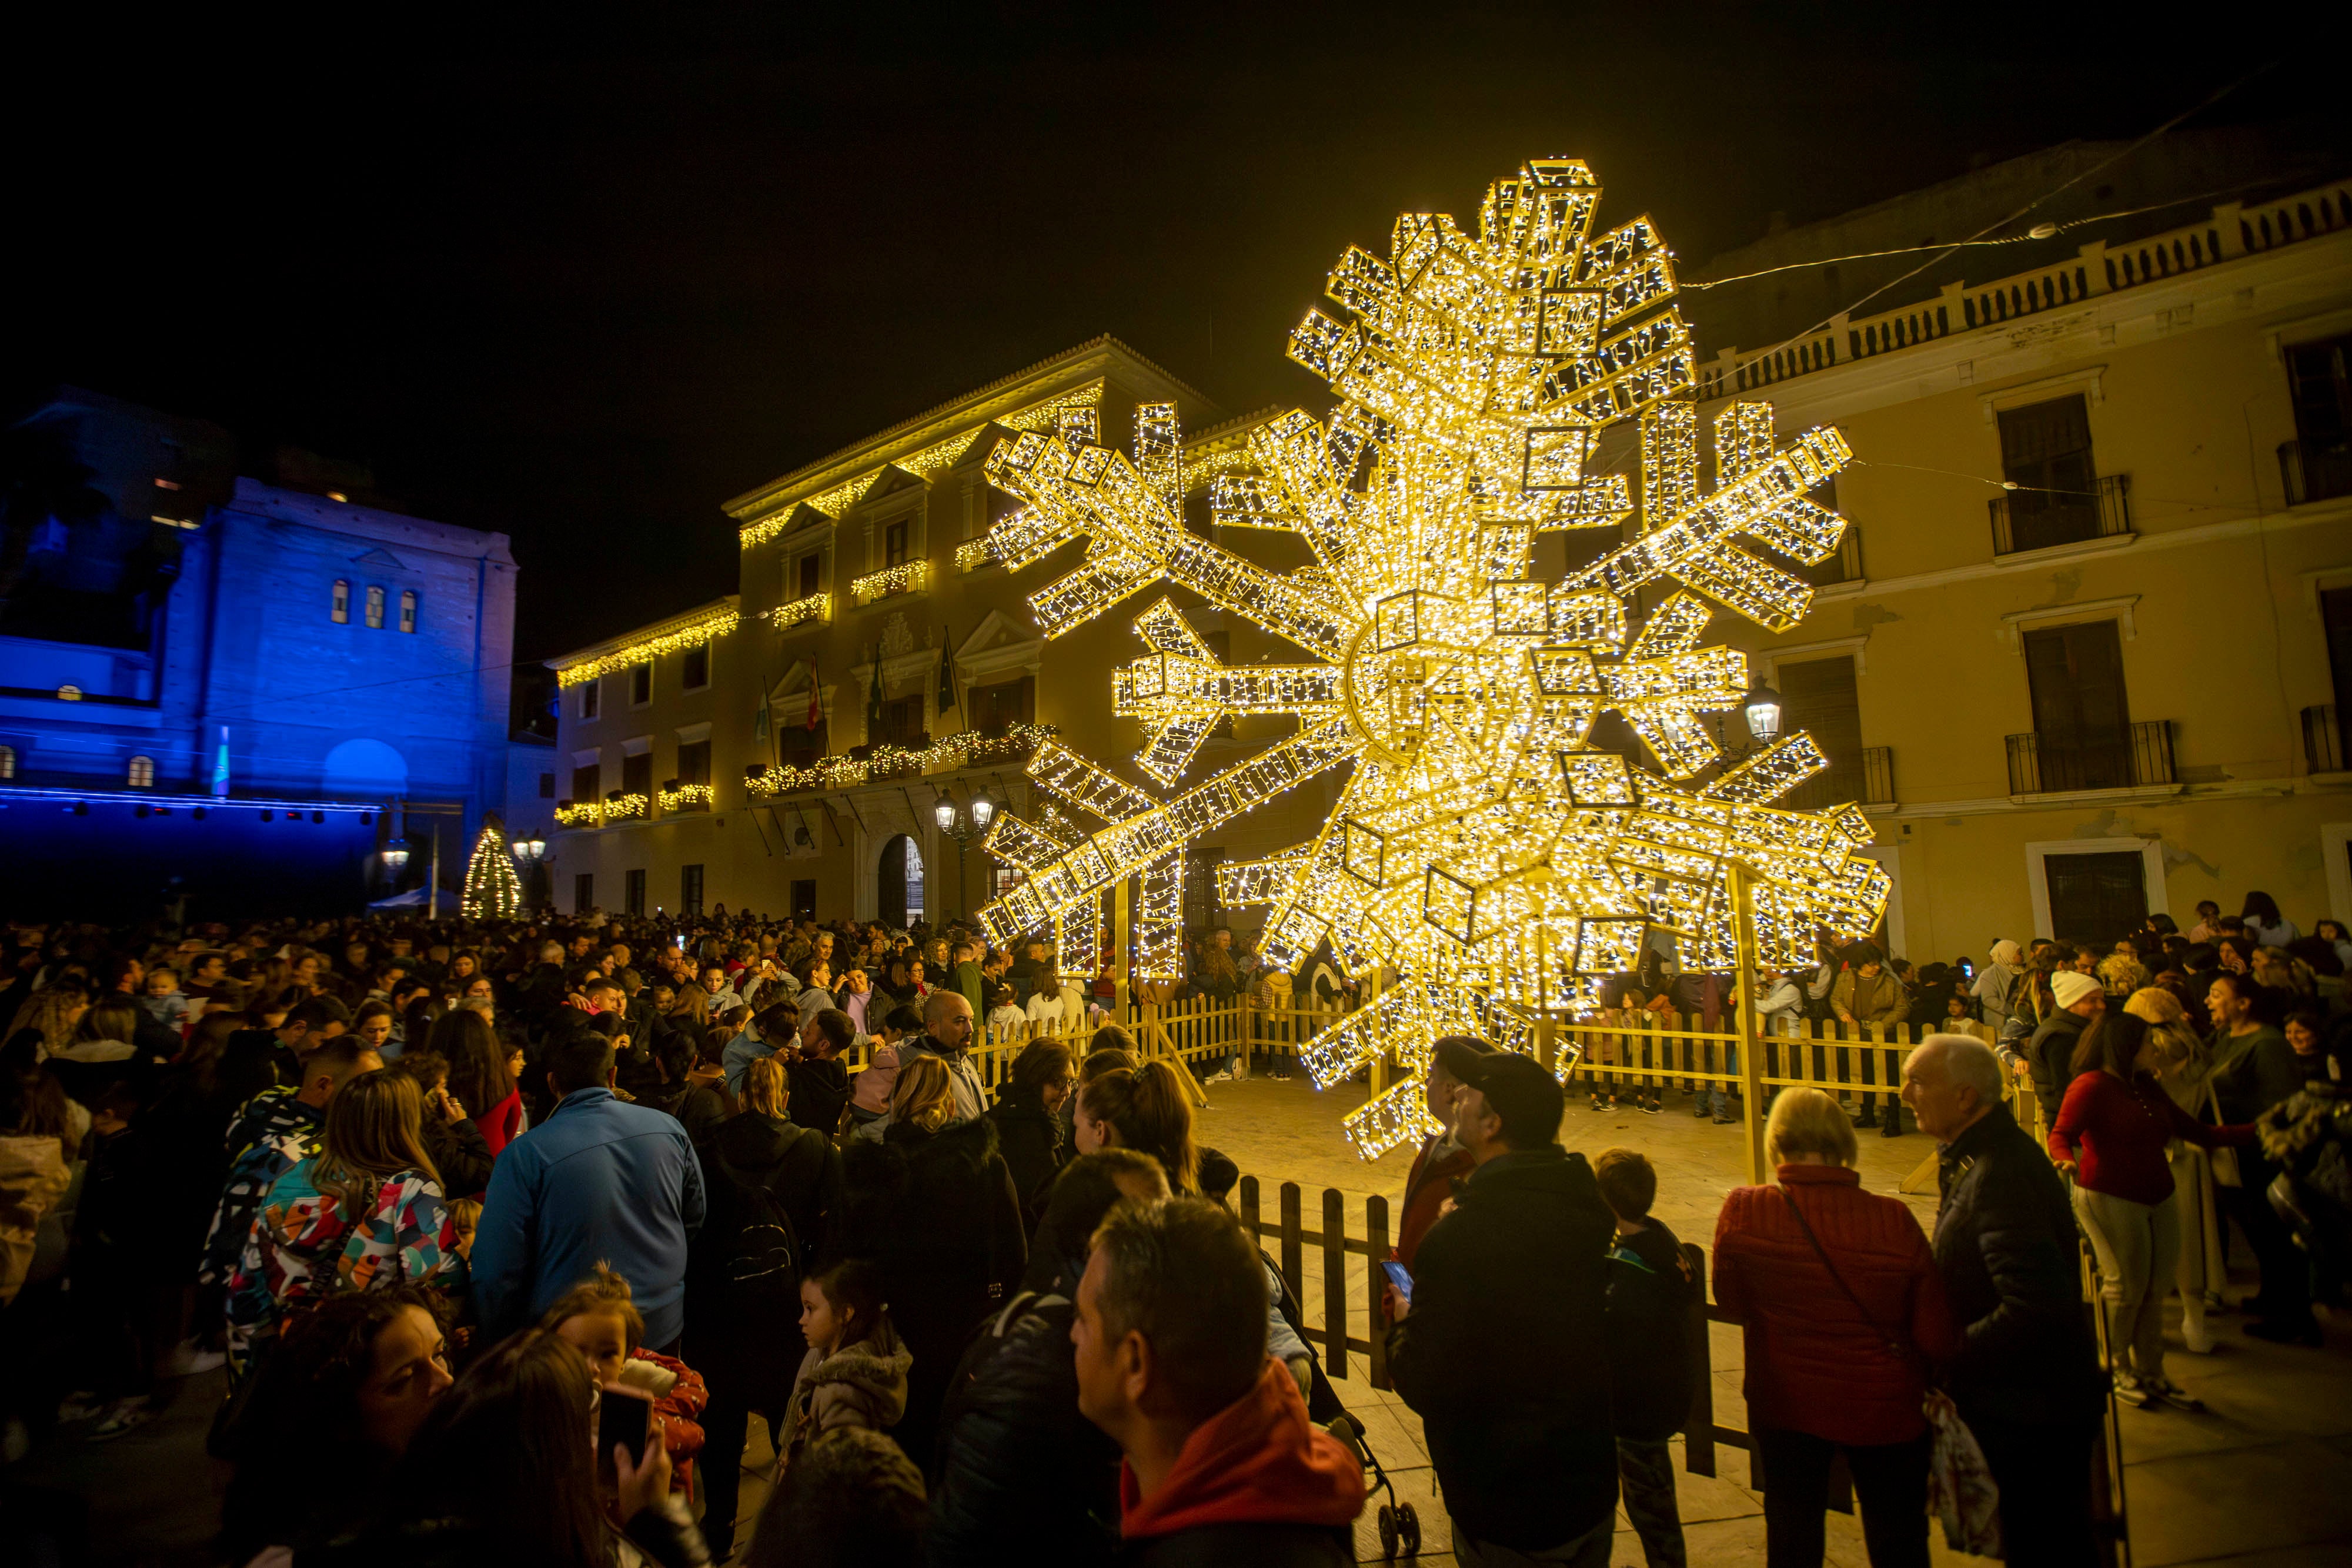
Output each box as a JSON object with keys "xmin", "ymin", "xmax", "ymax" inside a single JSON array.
[
  {"xmin": 1394, "ymin": 1036, "xmax": 1493, "ymax": 1271},
  {"xmin": 1386, "ymin": 1051, "xmax": 1618, "ymax": 1567},
  {"xmin": 2027, "ymin": 970, "xmax": 2104, "ymax": 1125}
]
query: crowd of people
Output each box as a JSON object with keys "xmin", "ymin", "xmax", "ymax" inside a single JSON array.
[{"xmin": 0, "ymin": 884, "xmax": 2343, "ymax": 1568}]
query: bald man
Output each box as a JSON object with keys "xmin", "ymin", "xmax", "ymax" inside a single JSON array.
[{"xmin": 1902, "ymin": 1035, "xmax": 2100, "ymax": 1568}]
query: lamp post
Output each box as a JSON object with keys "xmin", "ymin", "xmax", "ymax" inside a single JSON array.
[
  {"xmin": 512, "ymin": 835, "xmax": 547, "ymax": 908},
  {"xmin": 1740, "ymin": 677, "xmax": 1783, "ymax": 750},
  {"xmin": 932, "ymin": 788, "xmax": 997, "ymax": 921}
]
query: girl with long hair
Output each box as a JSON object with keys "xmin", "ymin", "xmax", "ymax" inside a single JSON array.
[
  {"xmin": 1073, "ymin": 1059, "xmax": 1200, "ymax": 1192},
  {"xmin": 2241, "ymin": 891, "xmax": 2298, "ymax": 948},
  {"xmin": 433, "ymin": 1007, "xmax": 522, "ymax": 1156},
  {"xmin": 224, "ymin": 1069, "xmax": 457, "ymax": 1370}
]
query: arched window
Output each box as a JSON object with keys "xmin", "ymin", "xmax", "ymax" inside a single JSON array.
[
  {"xmin": 0, "ymin": 745, "xmax": 14, "ymax": 779},
  {"xmin": 127, "ymin": 755, "xmax": 155, "ymax": 788},
  {"xmin": 332, "ymin": 579, "xmax": 350, "ymax": 624},
  {"xmin": 399, "ymin": 589, "xmax": 417, "ymax": 634},
  {"xmin": 365, "ymin": 585, "xmax": 386, "ymax": 628}
]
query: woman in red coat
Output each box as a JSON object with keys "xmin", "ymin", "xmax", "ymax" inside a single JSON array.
[{"xmin": 1714, "ymin": 1088, "xmax": 1960, "ymax": 1568}]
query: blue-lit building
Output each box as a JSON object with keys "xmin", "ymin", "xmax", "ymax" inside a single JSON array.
[{"xmin": 0, "ymin": 388, "xmax": 521, "ymax": 918}]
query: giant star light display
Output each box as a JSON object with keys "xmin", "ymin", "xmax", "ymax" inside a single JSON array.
[{"xmin": 971, "ymin": 159, "xmax": 1890, "ymax": 1156}]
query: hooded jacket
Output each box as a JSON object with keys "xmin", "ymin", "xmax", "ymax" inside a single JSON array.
[
  {"xmin": 984, "ymin": 1080, "xmax": 1069, "ymax": 1221},
  {"xmin": 1387, "ymin": 1144, "xmax": 1616, "ymax": 1552},
  {"xmin": 1929, "ymin": 1103, "xmax": 2103, "ymax": 1427},
  {"xmin": 1118, "ymin": 1358, "xmax": 1363, "ymax": 1567},
  {"xmin": 1712, "ymin": 1166, "xmax": 1959, "ymax": 1446},
  {"xmin": 778, "ymin": 1316, "xmax": 911, "ymax": 1468},
  {"xmin": 1603, "ymin": 1218, "xmax": 1695, "ymax": 1443}
]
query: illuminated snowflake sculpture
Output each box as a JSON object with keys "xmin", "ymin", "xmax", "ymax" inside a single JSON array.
[{"xmin": 972, "ymin": 159, "xmax": 1890, "ymax": 1156}]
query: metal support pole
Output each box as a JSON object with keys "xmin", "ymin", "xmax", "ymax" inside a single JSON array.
[{"xmin": 1729, "ymin": 860, "xmax": 1768, "ymax": 1185}]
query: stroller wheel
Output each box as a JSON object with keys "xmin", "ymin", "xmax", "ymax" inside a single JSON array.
[
  {"xmin": 1398, "ymin": 1502, "xmax": 1422, "ymax": 1556},
  {"xmin": 1377, "ymin": 1503, "xmax": 1399, "ymax": 1559}
]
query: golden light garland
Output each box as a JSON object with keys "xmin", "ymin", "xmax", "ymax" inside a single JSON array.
[
  {"xmin": 969, "ymin": 157, "xmax": 1890, "ymax": 1158},
  {"xmin": 850, "ymin": 561, "xmax": 928, "ymax": 605},
  {"xmin": 769, "ymin": 593, "xmax": 831, "ymax": 630},
  {"xmin": 747, "ymin": 723, "xmax": 1056, "ymax": 800},
  {"xmin": 659, "ymin": 783, "xmax": 716, "ymax": 813},
  {"xmin": 554, "ymin": 606, "xmax": 741, "ymax": 689},
  {"xmin": 554, "ymin": 801, "xmax": 604, "ymax": 830}
]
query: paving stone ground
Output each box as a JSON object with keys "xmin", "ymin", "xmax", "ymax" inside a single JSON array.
[{"xmin": 11, "ymin": 1072, "xmax": 2349, "ymax": 1565}]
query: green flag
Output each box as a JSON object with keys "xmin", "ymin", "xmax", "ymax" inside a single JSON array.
[{"xmin": 937, "ymin": 623, "xmax": 957, "ymax": 716}]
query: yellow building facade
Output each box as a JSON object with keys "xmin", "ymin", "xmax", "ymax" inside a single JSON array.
[{"xmin": 1686, "ymin": 168, "xmax": 2352, "ymax": 959}]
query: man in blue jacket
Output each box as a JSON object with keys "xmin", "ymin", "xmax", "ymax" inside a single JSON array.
[{"xmin": 473, "ymin": 1028, "xmax": 707, "ymax": 1350}]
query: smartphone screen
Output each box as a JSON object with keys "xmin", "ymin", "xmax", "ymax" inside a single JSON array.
[
  {"xmin": 1380, "ymin": 1260, "xmax": 1414, "ymax": 1305},
  {"xmin": 597, "ymin": 1384, "xmax": 652, "ymax": 1467}
]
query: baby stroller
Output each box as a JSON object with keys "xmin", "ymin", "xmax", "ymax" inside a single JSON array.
[{"xmin": 1264, "ymin": 1250, "xmax": 1423, "ymax": 1558}]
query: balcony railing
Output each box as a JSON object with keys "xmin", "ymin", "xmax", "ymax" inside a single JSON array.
[
  {"xmin": 1989, "ymin": 474, "xmax": 2132, "ymax": 556},
  {"xmin": 2281, "ymin": 440, "xmax": 2352, "ymax": 508},
  {"xmin": 1780, "ymin": 746, "xmax": 1894, "ymax": 811},
  {"xmin": 850, "ymin": 560, "xmax": 927, "ymax": 606},
  {"xmin": 659, "ymin": 781, "xmax": 714, "ymax": 814},
  {"xmin": 1799, "ymin": 526, "xmax": 1863, "ymax": 589},
  {"xmin": 768, "ymin": 592, "xmax": 830, "ymax": 630},
  {"xmin": 2005, "ymin": 720, "xmax": 2174, "ymax": 795},
  {"xmin": 603, "ymin": 789, "xmax": 648, "ymax": 823},
  {"xmin": 2306, "ymin": 704, "xmax": 2346, "ymax": 774}
]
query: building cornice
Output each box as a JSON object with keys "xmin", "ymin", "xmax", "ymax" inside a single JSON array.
[{"xmin": 547, "ymin": 596, "xmax": 741, "ymax": 682}]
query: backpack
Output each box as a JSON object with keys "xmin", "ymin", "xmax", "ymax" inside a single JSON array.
[{"xmin": 702, "ymin": 1145, "xmax": 807, "ymax": 1335}]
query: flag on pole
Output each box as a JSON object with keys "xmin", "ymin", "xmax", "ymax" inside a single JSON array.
[
  {"xmin": 754, "ymin": 684, "xmax": 771, "ymax": 745},
  {"xmin": 937, "ymin": 623, "xmax": 957, "ymax": 717},
  {"xmin": 866, "ymin": 648, "xmax": 883, "ymax": 733},
  {"xmin": 807, "ymin": 664, "xmax": 822, "ymax": 730}
]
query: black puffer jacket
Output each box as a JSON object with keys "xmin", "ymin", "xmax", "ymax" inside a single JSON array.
[
  {"xmin": 1929, "ymin": 1102, "xmax": 2103, "ymax": 1426},
  {"xmin": 1388, "ymin": 1145, "xmax": 1617, "ymax": 1553},
  {"xmin": 983, "ymin": 1083, "xmax": 1067, "ymax": 1222},
  {"xmin": 838, "ymin": 1116, "xmax": 1027, "ymax": 1469},
  {"xmin": 687, "ymin": 1111, "xmax": 841, "ymax": 1401},
  {"xmin": 927, "ymin": 1281, "xmax": 1121, "ymax": 1568},
  {"xmin": 787, "ymin": 1055, "xmax": 851, "ymax": 1136}
]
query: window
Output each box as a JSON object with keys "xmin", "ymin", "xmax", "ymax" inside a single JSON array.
[
  {"xmin": 0, "ymin": 745, "xmax": 14, "ymax": 779},
  {"xmin": 622, "ymin": 752, "xmax": 653, "ymax": 809},
  {"xmin": 676, "ymin": 739, "xmax": 711, "ymax": 800},
  {"xmin": 572, "ymin": 764, "xmax": 601, "ymax": 805},
  {"xmin": 538, "ymin": 772, "xmax": 556, "ymax": 799},
  {"xmin": 2286, "ymin": 334, "xmax": 2352, "ymax": 504},
  {"xmin": 790, "ymin": 878, "xmax": 818, "ymax": 922},
  {"xmin": 127, "ymin": 755, "xmax": 155, "ymax": 788},
  {"xmin": 625, "ymin": 868, "xmax": 647, "ymax": 917},
  {"xmin": 365, "ymin": 585, "xmax": 386, "ymax": 628},
  {"xmin": 332, "ymin": 579, "xmax": 350, "ymax": 624},
  {"xmin": 629, "ymin": 664, "xmax": 652, "ymax": 706},
  {"xmin": 972, "ymin": 675, "xmax": 1035, "ymax": 734},
  {"xmin": 797, "ymin": 551, "xmax": 823, "ymax": 600},
  {"xmin": 683, "ymin": 644, "xmax": 710, "ymax": 690},
  {"xmin": 2023, "ymin": 621, "xmax": 2132, "ymax": 791},
  {"xmin": 1996, "ymin": 395, "xmax": 2099, "ymax": 551},
  {"xmin": 1773, "ymin": 658, "xmax": 1863, "ymax": 810},
  {"xmin": 579, "ymin": 681, "xmax": 600, "ymax": 720},
  {"xmin": 681, "ymin": 864, "xmax": 705, "ymax": 917},
  {"xmin": 2044, "ymin": 851, "xmax": 2149, "ymax": 946},
  {"xmin": 399, "ymin": 590, "xmax": 417, "ymax": 634},
  {"xmin": 877, "ymin": 694, "xmax": 926, "ymax": 746},
  {"xmin": 783, "ymin": 714, "xmax": 827, "ymax": 770},
  {"xmin": 884, "ymin": 519, "xmax": 909, "ymax": 569},
  {"xmin": 574, "ymin": 872, "xmax": 593, "ymax": 912}
]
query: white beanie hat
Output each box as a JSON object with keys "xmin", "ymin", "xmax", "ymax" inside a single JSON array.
[{"xmin": 2050, "ymin": 971, "xmax": 2103, "ymax": 1010}]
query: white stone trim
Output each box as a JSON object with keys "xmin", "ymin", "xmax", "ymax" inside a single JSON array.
[
  {"xmin": 1997, "ymin": 594, "xmax": 2140, "ymax": 652},
  {"xmin": 1760, "ymin": 634, "xmax": 1870, "ymax": 681},
  {"xmin": 571, "ymin": 748, "xmax": 602, "ymax": 767},
  {"xmin": 674, "ymin": 721, "xmax": 713, "ymax": 745},
  {"xmin": 622, "ymin": 735, "xmax": 653, "ymax": 758},
  {"xmin": 2023, "ymin": 835, "xmax": 2168, "ymax": 940},
  {"xmin": 1977, "ymin": 364, "xmax": 2107, "ymax": 424}
]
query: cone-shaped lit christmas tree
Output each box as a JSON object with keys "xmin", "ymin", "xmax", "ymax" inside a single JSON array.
[{"xmin": 462, "ymin": 814, "xmax": 524, "ymax": 919}]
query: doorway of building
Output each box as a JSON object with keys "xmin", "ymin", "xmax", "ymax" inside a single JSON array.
[
  {"xmin": 878, "ymin": 834, "xmax": 926, "ymax": 929},
  {"xmin": 2044, "ymin": 850, "xmax": 2147, "ymax": 945}
]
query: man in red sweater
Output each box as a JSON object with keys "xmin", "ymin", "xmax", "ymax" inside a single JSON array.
[
  {"xmin": 1394, "ymin": 1036, "xmax": 1492, "ymax": 1269},
  {"xmin": 1074, "ymin": 1196, "xmax": 1365, "ymax": 1566}
]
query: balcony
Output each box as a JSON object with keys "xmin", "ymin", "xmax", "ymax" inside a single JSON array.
[
  {"xmin": 768, "ymin": 593, "xmax": 830, "ymax": 630},
  {"xmin": 603, "ymin": 788, "xmax": 648, "ymax": 823},
  {"xmin": 1781, "ymin": 746, "xmax": 1895, "ymax": 811},
  {"xmin": 2281, "ymin": 440, "xmax": 2352, "ymax": 507},
  {"xmin": 554, "ymin": 799, "xmax": 602, "ymax": 830},
  {"xmin": 659, "ymin": 780, "xmax": 714, "ymax": 814},
  {"xmin": 2306, "ymin": 704, "xmax": 2346, "ymax": 774},
  {"xmin": 1989, "ymin": 474, "xmax": 2131, "ymax": 557},
  {"xmin": 1799, "ymin": 527, "xmax": 1864, "ymax": 589},
  {"xmin": 850, "ymin": 560, "xmax": 927, "ymax": 607},
  {"xmin": 2006, "ymin": 721, "xmax": 2175, "ymax": 797}
]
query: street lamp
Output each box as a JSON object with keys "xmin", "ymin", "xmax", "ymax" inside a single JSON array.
[
  {"xmin": 1742, "ymin": 678, "xmax": 1783, "ymax": 745},
  {"xmin": 383, "ymin": 837, "xmax": 411, "ymax": 871},
  {"xmin": 512, "ymin": 837, "xmax": 547, "ymax": 863},
  {"xmin": 934, "ymin": 789, "xmax": 998, "ymax": 920}
]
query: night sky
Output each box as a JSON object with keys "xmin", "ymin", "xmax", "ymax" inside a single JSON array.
[{"xmin": 12, "ymin": 7, "xmax": 2283, "ymax": 660}]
